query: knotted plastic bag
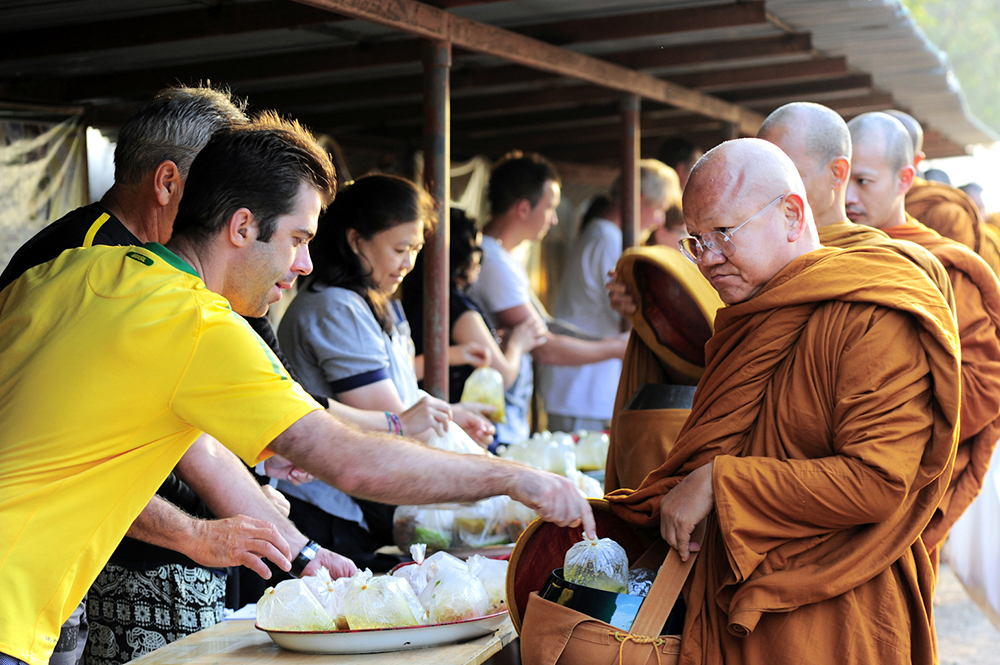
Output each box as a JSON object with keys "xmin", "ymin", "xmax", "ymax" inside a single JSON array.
[
  {"xmin": 460, "ymin": 367, "xmax": 506, "ymax": 424},
  {"xmin": 418, "ymin": 568, "xmax": 491, "ymax": 623},
  {"xmin": 256, "ymin": 578, "xmax": 335, "ymax": 631},
  {"xmin": 302, "ymin": 567, "xmax": 352, "ymax": 630},
  {"xmin": 466, "ymin": 554, "xmax": 509, "ymax": 613},
  {"xmin": 342, "ymin": 568, "xmax": 428, "ymax": 629},
  {"xmin": 392, "ymin": 543, "xmax": 433, "ymax": 596},
  {"xmin": 563, "ymin": 535, "xmax": 629, "ymax": 593},
  {"xmin": 454, "ymin": 496, "xmax": 511, "ymax": 547}
]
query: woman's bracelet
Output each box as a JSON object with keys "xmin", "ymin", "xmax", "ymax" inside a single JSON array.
[{"xmin": 384, "ymin": 411, "xmax": 403, "ymax": 436}]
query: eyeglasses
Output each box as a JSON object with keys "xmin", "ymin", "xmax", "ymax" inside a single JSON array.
[{"xmin": 678, "ymin": 194, "xmax": 785, "ymax": 265}]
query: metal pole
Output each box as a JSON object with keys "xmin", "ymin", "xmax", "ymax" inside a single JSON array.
[
  {"xmin": 621, "ymin": 94, "xmax": 640, "ymax": 250},
  {"xmin": 422, "ymin": 39, "xmax": 451, "ymax": 400}
]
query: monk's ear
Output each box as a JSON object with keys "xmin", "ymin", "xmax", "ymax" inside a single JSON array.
[
  {"xmin": 830, "ymin": 156, "xmax": 850, "ymax": 190},
  {"xmin": 898, "ymin": 164, "xmax": 916, "ymax": 195},
  {"xmin": 227, "ymin": 208, "xmax": 257, "ymax": 248},
  {"xmin": 783, "ymin": 193, "xmax": 808, "ymax": 242}
]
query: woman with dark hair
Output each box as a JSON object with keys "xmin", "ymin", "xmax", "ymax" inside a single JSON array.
[
  {"xmin": 403, "ymin": 207, "xmax": 546, "ymax": 405},
  {"xmin": 276, "ymin": 174, "xmax": 494, "ymax": 569}
]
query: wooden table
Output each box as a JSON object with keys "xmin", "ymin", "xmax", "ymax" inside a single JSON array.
[{"xmin": 129, "ymin": 618, "xmax": 517, "ymax": 665}]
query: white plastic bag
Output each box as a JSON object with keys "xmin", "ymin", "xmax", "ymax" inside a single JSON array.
[
  {"xmin": 454, "ymin": 496, "xmax": 511, "ymax": 548},
  {"xmin": 393, "ymin": 504, "xmax": 456, "ymax": 551},
  {"xmin": 466, "ymin": 555, "xmax": 509, "ymax": 613},
  {"xmin": 256, "ymin": 578, "xmax": 335, "ymax": 631},
  {"xmin": 567, "ymin": 468, "xmax": 604, "ymax": 499},
  {"xmin": 342, "ymin": 569, "xmax": 428, "ymax": 629},
  {"xmin": 459, "ymin": 366, "xmax": 506, "ymax": 424},
  {"xmin": 576, "ymin": 431, "xmax": 610, "ymax": 471},
  {"xmin": 426, "ymin": 423, "xmax": 488, "ymax": 455},
  {"xmin": 301, "ymin": 567, "xmax": 352, "ymax": 630},
  {"xmin": 418, "ymin": 568, "xmax": 491, "ymax": 623},
  {"xmin": 505, "ymin": 499, "xmax": 537, "ymax": 542},
  {"xmin": 392, "ymin": 543, "xmax": 432, "ymax": 596},
  {"xmin": 563, "ymin": 535, "xmax": 629, "ymax": 593}
]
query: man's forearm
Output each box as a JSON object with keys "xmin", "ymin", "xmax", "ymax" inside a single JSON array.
[{"xmin": 531, "ymin": 332, "xmax": 625, "ymax": 366}]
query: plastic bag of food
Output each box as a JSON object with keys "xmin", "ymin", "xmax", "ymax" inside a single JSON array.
[
  {"xmin": 467, "ymin": 555, "xmax": 509, "ymax": 613},
  {"xmin": 567, "ymin": 468, "xmax": 604, "ymax": 499},
  {"xmin": 540, "ymin": 439, "xmax": 577, "ymax": 475},
  {"xmin": 564, "ymin": 535, "xmax": 629, "ymax": 593},
  {"xmin": 342, "ymin": 569, "xmax": 428, "ymax": 629},
  {"xmin": 392, "ymin": 543, "xmax": 432, "ymax": 596},
  {"xmin": 426, "ymin": 424, "xmax": 488, "ymax": 455},
  {"xmin": 459, "ymin": 367, "xmax": 506, "ymax": 424},
  {"xmin": 302, "ymin": 567, "xmax": 352, "ymax": 630},
  {"xmin": 504, "ymin": 499, "xmax": 537, "ymax": 542},
  {"xmin": 393, "ymin": 504, "xmax": 456, "ymax": 551},
  {"xmin": 454, "ymin": 496, "xmax": 511, "ymax": 548},
  {"xmin": 422, "ymin": 550, "xmax": 469, "ymax": 580},
  {"xmin": 418, "ymin": 568, "xmax": 491, "ymax": 623},
  {"xmin": 256, "ymin": 578, "xmax": 335, "ymax": 631},
  {"xmin": 576, "ymin": 431, "xmax": 610, "ymax": 471}
]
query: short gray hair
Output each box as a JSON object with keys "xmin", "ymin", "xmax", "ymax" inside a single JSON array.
[
  {"xmin": 114, "ymin": 85, "xmax": 249, "ymax": 185},
  {"xmin": 612, "ymin": 158, "xmax": 681, "ymax": 207}
]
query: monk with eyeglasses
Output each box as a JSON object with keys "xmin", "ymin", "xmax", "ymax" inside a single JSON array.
[{"xmin": 606, "ymin": 138, "xmax": 961, "ymax": 665}]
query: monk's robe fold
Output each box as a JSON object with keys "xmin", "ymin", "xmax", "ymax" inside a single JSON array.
[
  {"xmin": 606, "ymin": 246, "xmax": 960, "ymax": 665},
  {"xmin": 906, "ymin": 176, "xmax": 983, "ymax": 253},
  {"xmin": 883, "ymin": 218, "xmax": 1000, "ymax": 549},
  {"xmin": 818, "ymin": 220, "xmax": 956, "ymax": 313}
]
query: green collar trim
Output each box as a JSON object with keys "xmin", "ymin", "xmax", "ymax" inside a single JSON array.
[{"xmin": 144, "ymin": 243, "xmax": 201, "ymax": 279}]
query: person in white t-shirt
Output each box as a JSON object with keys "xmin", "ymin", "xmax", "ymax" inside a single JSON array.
[
  {"xmin": 539, "ymin": 159, "xmax": 681, "ymax": 432},
  {"xmin": 467, "ymin": 151, "xmax": 628, "ymax": 444}
]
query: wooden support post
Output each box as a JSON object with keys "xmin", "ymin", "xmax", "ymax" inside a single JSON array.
[
  {"xmin": 621, "ymin": 94, "xmax": 640, "ymax": 251},
  {"xmin": 422, "ymin": 39, "xmax": 451, "ymax": 401}
]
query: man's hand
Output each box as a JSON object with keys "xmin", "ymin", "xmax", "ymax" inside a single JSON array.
[
  {"xmin": 260, "ymin": 484, "xmax": 291, "ymax": 517},
  {"xmin": 509, "ymin": 467, "xmax": 597, "ymax": 538},
  {"xmin": 303, "ymin": 548, "xmax": 359, "ymax": 580},
  {"xmin": 188, "ymin": 515, "xmax": 292, "ymax": 579},
  {"xmin": 607, "ymin": 270, "xmax": 638, "ymax": 318},
  {"xmin": 659, "ymin": 462, "xmax": 714, "ymax": 561},
  {"xmin": 452, "ymin": 405, "xmax": 496, "ymax": 448},
  {"xmin": 264, "ymin": 455, "xmax": 314, "ymax": 486}
]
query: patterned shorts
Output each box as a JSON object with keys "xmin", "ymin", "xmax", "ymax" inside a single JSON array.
[{"xmin": 82, "ymin": 563, "xmax": 225, "ymax": 665}]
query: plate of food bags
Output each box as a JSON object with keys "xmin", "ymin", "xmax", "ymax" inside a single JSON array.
[{"xmin": 256, "ymin": 544, "xmax": 510, "ymax": 653}]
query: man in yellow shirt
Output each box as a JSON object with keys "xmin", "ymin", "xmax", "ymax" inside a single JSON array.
[{"xmin": 0, "ymin": 117, "xmax": 595, "ymax": 665}]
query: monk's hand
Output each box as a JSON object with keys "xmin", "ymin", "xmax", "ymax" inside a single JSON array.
[
  {"xmin": 303, "ymin": 548, "xmax": 358, "ymax": 580},
  {"xmin": 606, "ymin": 270, "xmax": 638, "ymax": 317},
  {"xmin": 189, "ymin": 515, "xmax": 292, "ymax": 579},
  {"xmin": 509, "ymin": 466, "xmax": 597, "ymax": 539},
  {"xmin": 659, "ymin": 462, "xmax": 714, "ymax": 561}
]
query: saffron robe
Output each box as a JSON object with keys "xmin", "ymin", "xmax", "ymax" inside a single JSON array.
[
  {"xmin": 883, "ymin": 219, "xmax": 1000, "ymax": 549},
  {"xmin": 906, "ymin": 177, "xmax": 983, "ymax": 253},
  {"xmin": 607, "ymin": 246, "xmax": 960, "ymax": 665}
]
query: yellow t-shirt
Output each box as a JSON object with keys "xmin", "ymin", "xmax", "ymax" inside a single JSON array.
[{"xmin": 0, "ymin": 243, "xmax": 321, "ymax": 665}]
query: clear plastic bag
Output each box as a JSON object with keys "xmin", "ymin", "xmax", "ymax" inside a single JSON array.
[
  {"xmin": 576, "ymin": 431, "xmax": 610, "ymax": 471},
  {"xmin": 563, "ymin": 535, "xmax": 629, "ymax": 593},
  {"xmin": 454, "ymin": 496, "xmax": 511, "ymax": 548},
  {"xmin": 460, "ymin": 367, "xmax": 506, "ymax": 424},
  {"xmin": 567, "ymin": 468, "xmax": 604, "ymax": 499},
  {"xmin": 426, "ymin": 424, "xmax": 488, "ymax": 455},
  {"xmin": 301, "ymin": 567, "xmax": 352, "ymax": 630},
  {"xmin": 391, "ymin": 543, "xmax": 432, "ymax": 596},
  {"xmin": 256, "ymin": 578, "xmax": 335, "ymax": 631},
  {"xmin": 342, "ymin": 568, "xmax": 428, "ymax": 629},
  {"xmin": 466, "ymin": 554, "xmax": 509, "ymax": 613},
  {"xmin": 393, "ymin": 504, "xmax": 456, "ymax": 551},
  {"xmin": 418, "ymin": 568, "xmax": 491, "ymax": 623},
  {"xmin": 504, "ymin": 499, "xmax": 537, "ymax": 543}
]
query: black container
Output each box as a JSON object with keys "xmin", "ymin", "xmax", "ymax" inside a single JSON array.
[{"xmin": 538, "ymin": 568, "xmax": 685, "ymax": 634}]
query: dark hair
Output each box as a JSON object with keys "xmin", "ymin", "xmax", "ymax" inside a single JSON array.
[
  {"xmin": 487, "ymin": 150, "xmax": 560, "ymax": 218},
  {"xmin": 309, "ymin": 174, "xmax": 437, "ymax": 332},
  {"xmin": 656, "ymin": 136, "xmax": 699, "ymax": 170},
  {"xmin": 448, "ymin": 208, "xmax": 483, "ymax": 284},
  {"xmin": 114, "ymin": 84, "xmax": 249, "ymax": 185},
  {"xmin": 579, "ymin": 195, "xmax": 612, "ymax": 231},
  {"xmin": 170, "ymin": 112, "xmax": 337, "ymax": 246}
]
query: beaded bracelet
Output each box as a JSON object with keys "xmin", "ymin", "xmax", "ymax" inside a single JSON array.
[{"xmin": 384, "ymin": 411, "xmax": 403, "ymax": 436}]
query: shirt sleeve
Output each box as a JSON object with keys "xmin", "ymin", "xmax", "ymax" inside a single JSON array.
[
  {"xmin": 172, "ymin": 302, "xmax": 321, "ymax": 466},
  {"xmin": 471, "ymin": 243, "xmax": 532, "ymax": 316}
]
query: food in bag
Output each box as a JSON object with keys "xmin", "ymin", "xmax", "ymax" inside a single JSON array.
[
  {"xmin": 256, "ymin": 578, "xmax": 335, "ymax": 631},
  {"xmin": 466, "ymin": 555, "xmax": 509, "ymax": 613},
  {"xmin": 342, "ymin": 569, "xmax": 428, "ymax": 629},
  {"xmin": 393, "ymin": 504, "xmax": 456, "ymax": 551},
  {"xmin": 575, "ymin": 431, "xmax": 610, "ymax": 471},
  {"xmin": 563, "ymin": 534, "xmax": 629, "ymax": 593},
  {"xmin": 391, "ymin": 543, "xmax": 432, "ymax": 595},
  {"xmin": 504, "ymin": 499, "xmax": 537, "ymax": 542},
  {"xmin": 418, "ymin": 568, "xmax": 491, "ymax": 623},
  {"xmin": 459, "ymin": 367, "xmax": 506, "ymax": 424},
  {"xmin": 454, "ymin": 496, "xmax": 511, "ymax": 547},
  {"xmin": 301, "ymin": 567, "xmax": 352, "ymax": 630}
]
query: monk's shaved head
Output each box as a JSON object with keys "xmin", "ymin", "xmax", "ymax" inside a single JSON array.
[
  {"xmin": 883, "ymin": 109, "xmax": 924, "ymax": 158},
  {"xmin": 683, "ymin": 138, "xmax": 819, "ymax": 304},
  {"xmin": 759, "ymin": 102, "xmax": 852, "ymax": 166},
  {"xmin": 847, "ymin": 113, "xmax": 914, "ymax": 175}
]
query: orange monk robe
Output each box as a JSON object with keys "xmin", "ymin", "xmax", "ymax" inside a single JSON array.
[
  {"xmin": 882, "ymin": 217, "xmax": 1000, "ymax": 551},
  {"xmin": 987, "ymin": 212, "xmax": 1000, "ymax": 233},
  {"xmin": 818, "ymin": 219, "xmax": 956, "ymax": 312},
  {"xmin": 607, "ymin": 246, "xmax": 960, "ymax": 665},
  {"xmin": 906, "ymin": 176, "xmax": 983, "ymax": 252}
]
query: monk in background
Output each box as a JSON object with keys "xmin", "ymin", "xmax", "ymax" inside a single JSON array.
[
  {"xmin": 757, "ymin": 101, "xmax": 954, "ymax": 310},
  {"xmin": 847, "ymin": 112, "xmax": 1000, "ymax": 564},
  {"xmin": 886, "ymin": 109, "xmax": 1000, "ymax": 277},
  {"xmin": 607, "ymin": 138, "xmax": 960, "ymax": 664}
]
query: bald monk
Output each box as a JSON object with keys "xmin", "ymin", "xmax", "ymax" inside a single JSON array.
[
  {"xmin": 887, "ymin": 109, "xmax": 1000, "ymax": 276},
  {"xmin": 758, "ymin": 101, "xmax": 955, "ymax": 310},
  {"xmin": 606, "ymin": 138, "xmax": 960, "ymax": 664},
  {"xmin": 847, "ymin": 111, "xmax": 1000, "ymax": 558}
]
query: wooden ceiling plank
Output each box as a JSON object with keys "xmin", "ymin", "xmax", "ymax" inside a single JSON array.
[
  {"xmin": 666, "ymin": 57, "xmax": 848, "ymax": 92},
  {"xmin": 606, "ymin": 33, "xmax": 812, "ymax": 70}
]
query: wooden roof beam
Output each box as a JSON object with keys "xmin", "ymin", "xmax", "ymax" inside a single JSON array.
[{"xmin": 292, "ymin": 0, "xmax": 765, "ymax": 134}]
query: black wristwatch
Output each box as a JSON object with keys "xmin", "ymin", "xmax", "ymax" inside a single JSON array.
[{"xmin": 290, "ymin": 540, "xmax": 320, "ymax": 577}]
